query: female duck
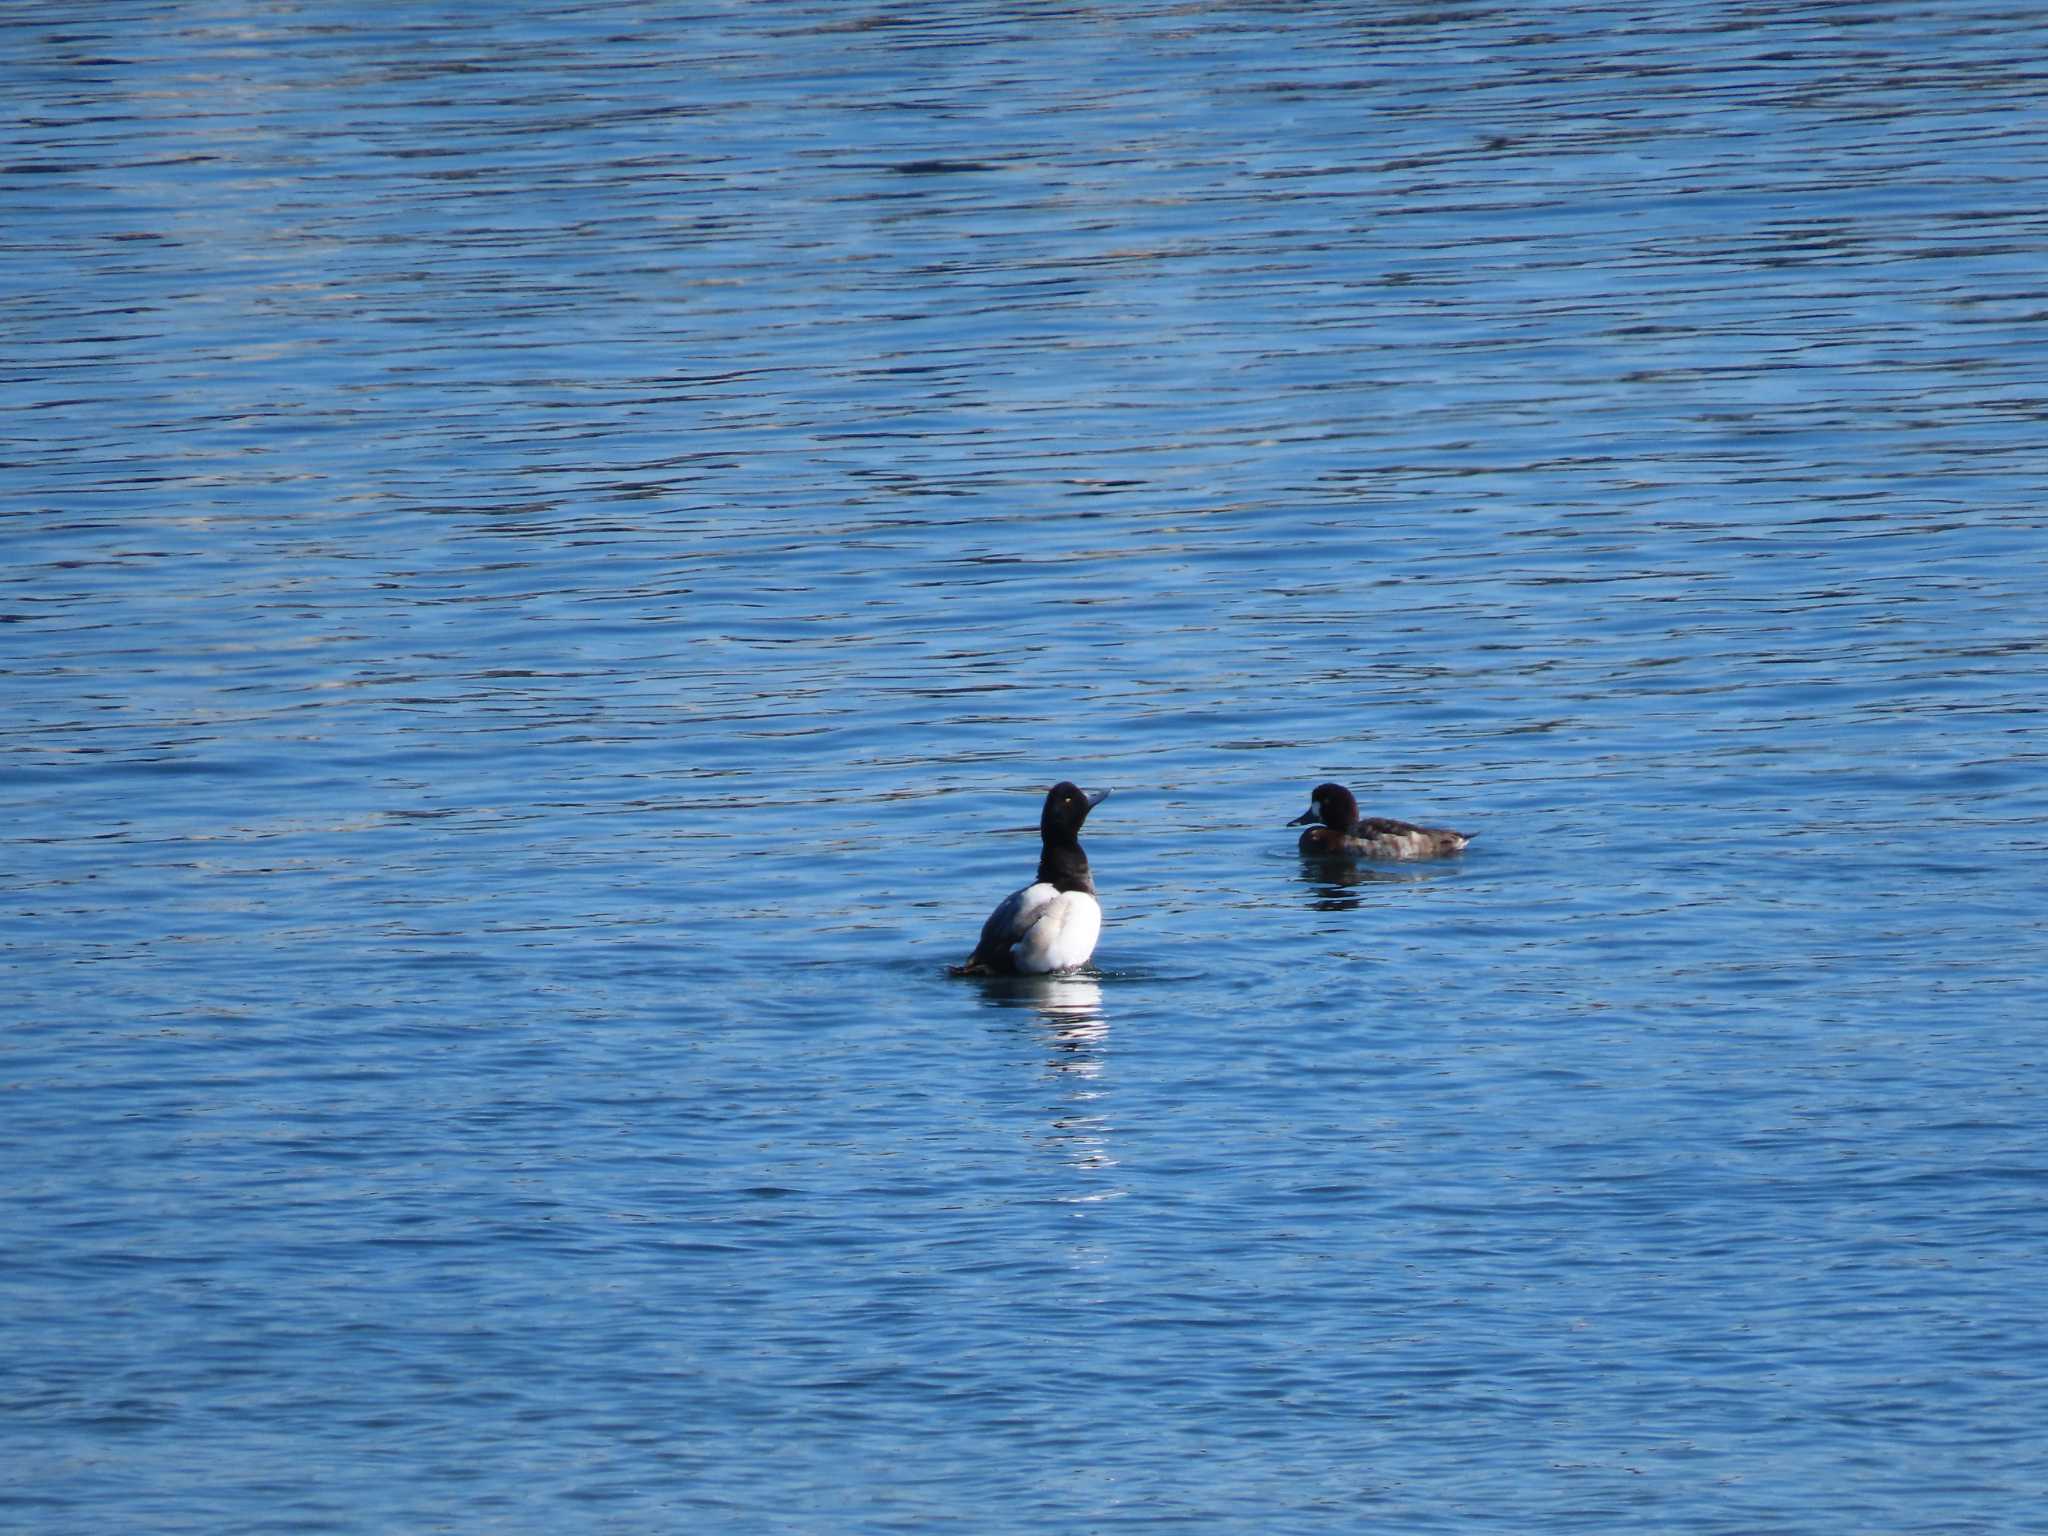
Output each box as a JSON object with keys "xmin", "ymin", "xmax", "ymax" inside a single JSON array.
[
  {"xmin": 956, "ymin": 781, "xmax": 1109, "ymax": 975},
  {"xmin": 1289, "ymin": 781, "xmax": 1471, "ymax": 859}
]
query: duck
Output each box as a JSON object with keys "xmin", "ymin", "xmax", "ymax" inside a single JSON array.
[
  {"xmin": 954, "ymin": 781, "xmax": 1109, "ymax": 975},
  {"xmin": 1289, "ymin": 781, "xmax": 1471, "ymax": 859}
]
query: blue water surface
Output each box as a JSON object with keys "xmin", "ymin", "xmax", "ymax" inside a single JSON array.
[{"xmin": 6, "ymin": 3, "xmax": 2048, "ymax": 1532}]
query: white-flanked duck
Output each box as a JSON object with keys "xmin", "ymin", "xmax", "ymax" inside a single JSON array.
[
  {"xmin": 1289, "ymin": 781, "xmax": 1471, "ymax": 860},
  {"xmin": 955, "ymin": 781, "xmax": 1109, "ymax": 975}
]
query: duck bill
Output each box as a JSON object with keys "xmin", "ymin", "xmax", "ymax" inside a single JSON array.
[
  {"xmin": 1287, "ymin": 807, "xmax": 1317, "ymax": 825},
  {"xmin": 1082, "ymin": 788, "xmax": 1111, "ymax": 809}
]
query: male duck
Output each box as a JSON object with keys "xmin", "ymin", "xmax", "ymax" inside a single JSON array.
[
  {"xmin": 955, "ymin": 781, "xmax": 1109, "ymax": 975},
  {"xmin": 1289, "ymin": 781, "xmax": 1471, "ymax": 859}
]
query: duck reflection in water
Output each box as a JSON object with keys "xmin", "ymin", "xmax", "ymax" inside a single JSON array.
[
  {"xmin": 1294, "ymin": 857, "xmax": 1408, "ymax": 911},
  {"xmin": 1026, "ymin": 975, "xmax": 1114, "ymax": 1184},
  {"xmin": 967, "ymin": 971, "xmax": 1107, "ymax": 1070},
  {"xmin": 967, "ymin": 971, "xmax": 1117, "ymax": 1194}
]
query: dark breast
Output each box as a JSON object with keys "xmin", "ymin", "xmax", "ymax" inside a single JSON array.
[{"xmin": 1297, "ymin": 825, "xmax": 1350, "ymax": 857}]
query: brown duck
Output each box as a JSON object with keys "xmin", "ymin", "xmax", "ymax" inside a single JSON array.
[{"xmin": 1289, "ymin": 782, "xmax": 1471, "ymax": 860}]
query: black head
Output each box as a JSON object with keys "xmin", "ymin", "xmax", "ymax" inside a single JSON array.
[
  {"xmin": 1037, "ymin": 781, "xmax": 1108, "ymax": 893},
  {"xmin": 1288, "ymin": 782, "xmax": 1358, "ymax": 831},
  {"xmin": 1040, "ymin": 781, "xmax": 1109, "ymax": 841}
]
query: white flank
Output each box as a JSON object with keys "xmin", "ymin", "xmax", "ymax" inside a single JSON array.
[{"xmin": 1011, "ymin": 891, "xmax": 1102, "ymax": 974}]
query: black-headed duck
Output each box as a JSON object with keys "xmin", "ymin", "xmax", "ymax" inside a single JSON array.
[{"xmin": 955, "ymin": 782, "xmax": 1110, "ymax": 975}]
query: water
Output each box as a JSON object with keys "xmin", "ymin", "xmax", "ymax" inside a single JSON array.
[{"xmin": 6, "ymin": 2, "xmax": 2048, "ymax": 1530}]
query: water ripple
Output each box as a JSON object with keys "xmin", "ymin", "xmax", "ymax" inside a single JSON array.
[{"xmin": 8, "ymin": 3, "xmax": 2048, "ymax": 1533}]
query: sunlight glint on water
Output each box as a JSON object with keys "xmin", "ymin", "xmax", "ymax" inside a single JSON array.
[{"xmin": 5, "ymin": 4, "xmax": 2048, "ymax": 1532}]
